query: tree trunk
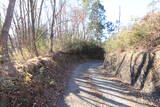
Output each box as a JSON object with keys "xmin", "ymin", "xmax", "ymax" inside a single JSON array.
[
  {"xmin": 50, "ymin": 0, "xmax": 56, "ymax": 53},
  {"xmin": 0, "ymin": 0, "xmax": 17, "ymax": 58},
  {"xmin": 30, "ymin": 0, "xmax": 39, "ymax": 56}
]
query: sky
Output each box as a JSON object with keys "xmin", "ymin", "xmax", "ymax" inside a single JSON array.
[
  {"xmin": 0, "ymin": 0, "xmax": 153, "ymax": 27},
  {"xmin": 102, "ymin": 0, "xmax": 152, "ymax": 26}
]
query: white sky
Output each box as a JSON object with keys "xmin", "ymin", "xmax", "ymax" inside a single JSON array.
[
  {"xmin": 102, "ymin": 0, "xmax": 152, "ymax": 26},
  {"xmin": 0, "ymin": 0, "xmax": 153, "ymax": 26}
]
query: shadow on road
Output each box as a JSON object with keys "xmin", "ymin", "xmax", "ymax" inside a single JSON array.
[{"xmin": 58, "ymin": 61, "xmax": 153, "ymax": 107}]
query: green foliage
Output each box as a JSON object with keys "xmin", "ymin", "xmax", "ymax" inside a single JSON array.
[{"xmin": 88, "ymin": 0, "xmax": 106, "ymax": 42}]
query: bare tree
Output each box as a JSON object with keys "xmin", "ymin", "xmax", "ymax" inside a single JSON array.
[{"xmin": 0, "ymin": 0, "xmax": 92, "ymax": 61}]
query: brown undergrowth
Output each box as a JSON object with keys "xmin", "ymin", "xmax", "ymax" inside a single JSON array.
[{"xmin": 0, "ymin": 52, "xmax": 88, "ymax": 107}]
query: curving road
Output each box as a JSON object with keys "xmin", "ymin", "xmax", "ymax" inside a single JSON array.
[{"xmin": 58, "ymin": 61, "xmax": 155, "ymax": 107}]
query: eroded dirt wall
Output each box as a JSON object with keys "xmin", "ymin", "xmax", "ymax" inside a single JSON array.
[{"xmin": 104, "ymin": 50, "xmax": 160, "ymax": 94}]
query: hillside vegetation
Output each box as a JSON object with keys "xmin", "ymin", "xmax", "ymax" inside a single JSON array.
[{"xmin": 105, "ymin": 12, "xmax": 160, "ymax": 53}]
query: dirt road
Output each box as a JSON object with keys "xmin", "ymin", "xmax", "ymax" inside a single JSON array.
[{"xmin": 58, "ymin": 61, "xmax": 155, "ymax": 107}]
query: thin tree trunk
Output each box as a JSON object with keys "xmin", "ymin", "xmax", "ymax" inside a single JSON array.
[
  {"xmin": 50, "ymin": 0, "xmax": 56, "ymax": 53},
  {"xmin": 38, "ymin": 0, "xmax": 44, "ymax": 28}
]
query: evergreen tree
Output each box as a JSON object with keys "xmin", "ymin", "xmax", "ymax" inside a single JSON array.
[{"xmin": 88, "ymin": 0, "xmax": 106, "ymax": 42}]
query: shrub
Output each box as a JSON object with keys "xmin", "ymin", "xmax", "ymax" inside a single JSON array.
[{"xmin": 54, "ymin": 36, "xmax": 105, "ymax": 59}]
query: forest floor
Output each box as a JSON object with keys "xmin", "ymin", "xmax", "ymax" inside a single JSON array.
[{"xmin": 58, "ymin": 61, "xmax": 157, "ymax": 107}]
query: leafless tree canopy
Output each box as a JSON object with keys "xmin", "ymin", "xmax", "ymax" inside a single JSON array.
[{"xmin": 0, "ymin": 0, "xmax": 91, "ymax": 62}]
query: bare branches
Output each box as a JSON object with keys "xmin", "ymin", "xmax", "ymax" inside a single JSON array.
[{"xmin": 0, "ymin": 0, "xmax": 91, "ymax": 60}]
